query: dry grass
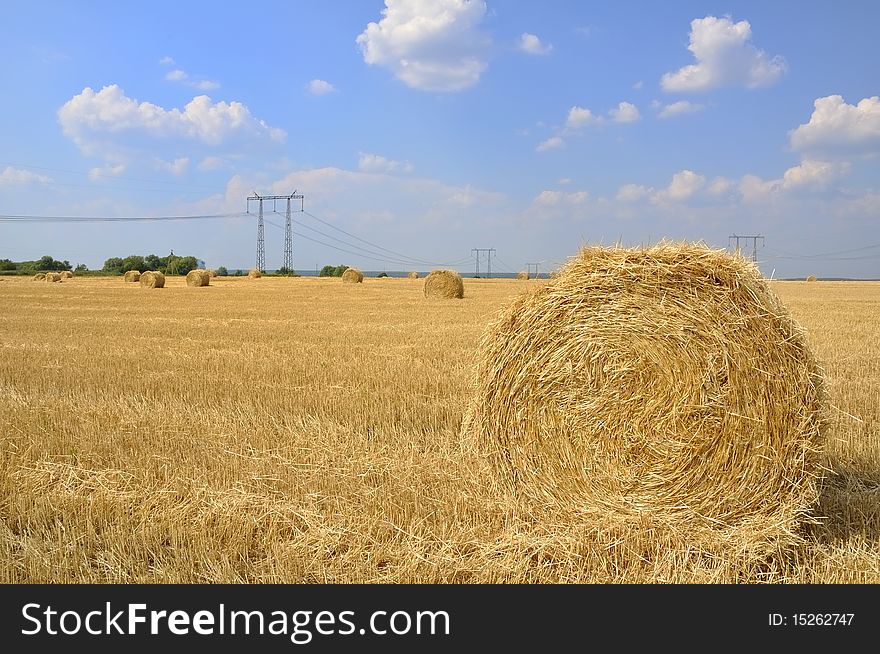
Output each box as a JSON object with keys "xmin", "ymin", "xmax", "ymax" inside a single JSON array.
[
  {"xmin": 463, "ymin": 244, "xmax": 826, "ymax": 563},
  {"xmin": 424, "ymin": 269, "xmax": 464, "ymax": 299},
  {"xmin": 186, "ymin": 269, "xmax": 211, "ymax": 287},
  {"xmin": 0, "ymin": 275, "xmax": 877, "ymax": 583},
  {"xmin": 342, "ymin": 267, "xmax": 364, "ymax": 284},
  {"xmin": 139, "ymin": 271, "xmax": 165, "ymax": 289}
]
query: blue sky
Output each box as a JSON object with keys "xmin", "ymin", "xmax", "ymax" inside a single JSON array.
[{"xmin": 1, "ymin": 0, "xmax": 878, "ymax": 277}]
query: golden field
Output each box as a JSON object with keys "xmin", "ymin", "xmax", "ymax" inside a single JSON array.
[{"xmin": 1, "ymin": 274, "xmax": 878, "ymax": 583}]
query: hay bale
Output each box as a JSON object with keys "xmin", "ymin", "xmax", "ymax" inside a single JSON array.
[
  {"xmin": 517, "ymin": 271, "xmax": 530, "ymax": 280},
  {"xmin": 248, "ymin": 269, "xmax": 262, "ymax": 279},
  {"xmin": 186, "ymin": 269, "xmax": 211, "ymax": 287},
  {"xmin": 408, "ymin": 271, "xmax": 419, "ymax": 279},
  {"xmin": 424, "ymin": 269, "xmax": 464, "ymax": 299},
  {"xmin": 45, "ymin": 272, "xmax": 62, "ymax": 282},
  {"xmin": 60, "ymin": 270, "xmax": 74, "ymax": 279},
  {"xmin": 208, "ymin": 269, "xmax": 218, "ymax": 278},
  {"xmin": 123, "ymin": 270, "xmax": 141, "ymax": 283},
  {"xmin": 806, "ymin": 275, "xmax": 817, "ymax": 282},
  {"xmin": 463, "ymin": 242, "xmax": 827, "ymax": 557},
  {"xmin": 33, "ymin": 273, "xmax": 46, "ymax": 281},
  {"xmin": 139, "ymin": 271, "xmax": 165, "ymax": 288},
  {"xmin": 341, "ymin": 267, "xmax": 364, "ymax": 283}
]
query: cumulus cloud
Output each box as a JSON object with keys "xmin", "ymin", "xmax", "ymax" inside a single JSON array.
[
  {"xmin": 657, "ymin": 100, "xmax": 705, "ymax": 118},
  {"xmin": 616, "ymin": 183, "xmax": 651, "ymax": 203},
  {"xmin": 536, "ymin": 136, "xmax": 564, "ymax": 152},
  {"xmin": 652, "ymin": 170, "xmax": 706, "ymax": 203},
  {"xmin": 58, "ymin": 85, "xmax": 286, "ymax": 151},
  {"xmin": 740, "ymin": 159, "xmax": 849, "ymax": 201},
  {"xmin": 707, "ymin": 176, "xmax": 734, "ymax": 196},
  {"xmin": 661, "ymin": 16, "xmax": 786, "ymax": 91},
  {"xmin": 518, "ymin": 33, "xmax": 553, "ymax": 55},
  {"xmin": 566, "ymin": 106, "xmax": 602, "ymax": 129},
  {"xmin": 358, "ymin": 152, "xmax": 414, "ymax": 174},
  {"xmin": 161, "ymin": 58, "xmax": 219, "ymax": 90},
  {"xmin": 155, "ymin": 157, "xmax": 190, "ymax": 175},
  {"xmin": 789, "ymin": 95, "xmax": 880, "ymax": 154},
  {"xmin": 307, "ymin": 79, "xmax": 337, "ymax": 96},
  {"xmin": 0, "ymin": 166, "xmax": 52, "ymax": 185},
  {"xmin": 356, "ymin": 0, "xmax": 490, "ymax": 92},
  {"xmin": 166, "ymin": 69, "xmax": 187, "ymax": 82},
  {"xmin": 609, "ymin": 101, "xmax": 640, "ymax": 123}
]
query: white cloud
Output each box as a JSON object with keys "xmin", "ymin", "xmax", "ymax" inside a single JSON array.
[
  {"xmin": 58, "ymin": 85, "xmax": 286, "ymax": 151},
  {"xmin": 533, "ymin": 190, "xmax": 588, "ymax": 206},
  {"xmin": 193, "ymin": 80, "xmax": 220, "ymax": 91},
  {"xmin": 616, "ymin": 183, "xmax": 651, "ymax": 203},
  {"xmin": 198, "ymin": 156, "xmax": 228, "ymax": 171},
  {"xmin": 162, "ymin": 60, "xmax": 220, "ymax": 91},
  {"xmin": 566, "ymin": 106, "xmax": 602, "ymax": 129},
  {"xmin": 739, "ymin": 159, "xmax": 849, "ymax": 201},
  {"xmin": 789, "ymin": 95, "xmax": 880, "ymax": 154},
  {"xmin": 159, "ymin": 56, "xmax": 175, "ymax": 66},
  {"xmin": 657, "ymin": 100, "xmax": 705, "ymax": 118},
  {"xmin": 536, "ymin": 136, "xmax": 564, "ymax": 152},
  {"xmin": 557, "ymin": 177, "xmax": 572, "ymax": 185},
  {"xmin": 0, "ymin": 166, "xmax": 52, "ymax": 185},
  {"xmin": 661, "ymin": 16, "xmax": 786, "ymax": 91},
  {"xmin": 358, "ymin": 152, "xmax": 414, "ymax": 174},
  {"xmin": 166, "ymin": 69, "xmax": 188, "ymax": 82},
  {"xmin": 609, "ymin": 101, "xmax": 640, "ymax": 123},
  {"xmin": 652, "ymin": 169, "xmax": 706, "ymax": 203},
  {"xmin": 87, "ymin": 164, "xmax": 127, "ymax": 180},
  {"xmin": 155, "ymin": 157, "xmax": 190, "ymax": 175},
  {"xmin": 707, "ymin": 176, "xmax": 734, "ymax": 196},
  {"xmin": 307, "ymin": 79, "xmax": 337, "ymax": 96},
  {"xmin": 633, "ymin": 80, "xmax": 644, "ymax": 90},
  {"xmin": 518, "ymin": 33, "xmax": 553, "ymax": 55},
  {"xmin": 356, "ymin": 0, "xmax": 490, "ymax": 92}
]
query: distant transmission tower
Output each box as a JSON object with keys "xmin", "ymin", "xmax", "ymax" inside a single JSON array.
[
  {"xmin": 728, "ymin": 234, "xmax": 765, "ymax": 262},
  {"xmin": 472, "ymin": 248, "xmax": 495, "ymax": 278},
  {"xmin": 248, "ymin": 191, "xmax": 304, "ymax": 273},
  {"xmin": 526, "ymin": 262, "xmax": 541, "ymax": 279}
]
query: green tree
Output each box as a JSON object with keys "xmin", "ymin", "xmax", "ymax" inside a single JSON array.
[
  {"xmin": 0, "ymin": 259, "xmax": 15, "ymax": 271},
  {"xmin": 233, "ymin": 269, "xmax": 243, "ymax": 276},
  {"xmin": 74, "ymin": 263, "xmax": 88, "ymax": 273},
  {"xmin": 144, "ymin": 254, "xmax": 162, "ymax": 270},
  {"xmin": 121, "ymin": 255, "xmax": 146, "ymax": 273},
  {"xmin": 103, "ymin": 257, "xmax": 124, "ymax": 273},
  {"xmin": 216, "ymin": 266, "xmax": 228, "ymax": 276}
]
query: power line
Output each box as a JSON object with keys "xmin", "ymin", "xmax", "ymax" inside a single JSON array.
[{"xmin": 0, "ymin": 212, "xmax": 245, "ymax": 222}]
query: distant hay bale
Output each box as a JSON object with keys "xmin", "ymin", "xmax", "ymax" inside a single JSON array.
[
  {"xmin": 408, "ymin": 271, "xmax": 419, "ymax": 279},
  {"xmin": 248, "ymin": 269, "xmax": 262, "ymax": 279},
  {"xmin": 139, "ymin": 271, "xmax": 165, "ymax": 288},
  {"xmin": 806, "ymin": 275, "xmax": 817, "ymax": 282},
  {"xmin": 123, "ymin": 270, "xmax": 141, "ymax": 283},
  {"xmin": 341, "ymin": 267, "xmax": 364, "ymax": 283},
  {"xmin": 186, "ymin": 269, "xmax": 211, "ymax": 287},
  {"xmin": 463, "ymin": 242, "xmax": 828, "ymax": 558},
  {"xmin": 33, "ymin": 273, "xmax": 46, "ymax": 281},
  {"xmin": 424, "ymin": 269, "xmax": 464, "ymax": 299},
  {"xmin": 60, "ymin": 270, "xmax": 74, "ymax": 279},
  {"xmin": 517, "ymin": 271, "xmax": 530, "ymax": 280},
  {"xmin": 45, "ymin": 272, "xmax": 62, "ymax": 282},
  {"xmin": 208, "ymin": 269, "xmax": 218, "ymax": 278}
]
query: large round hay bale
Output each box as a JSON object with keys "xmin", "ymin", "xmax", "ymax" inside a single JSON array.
[
  {"xmin": 60, "ymin": 270, "xmax": 74, "ymax": 279},
  {"xmin": 517, "ymin": 271, "xmax": 530, "ymax": 280},
  {"xmin": 33, "ymin": 273, "xmax": 46, "ymax": 281},
  {"xmin": 139, "ymin": 271, "xmax": 165, "ymax": 288},
  {"xmin": 424, "ymin": 269, "xmax": 464, "ymax": 299},
  {"xmin": 463, "ymin": 243, "xmax": 827, "ymax": 557},
  {"xmin": 45, "ymin": 272, "xmax": 62, "ymax": 282},
  {"xmin": 123, "ymin": 270, "xmax": 141, "ymax": 283},
  {"xmin": 408, "ymin": 271, "xmax": 419, "ymax": 279},
  {"xmin": 341, "ymin": 267, "xmax": 364, "ymax": 283},
  {"xmin": 186, "ymin": 269, "xmax": 211, "ymax": 287},
  {"xmin": 806, "ymin": 275, "xmax": 817, "ymax": 282},
  {"xmin": 248, "ymin": 269, "xmax": 262, "ymax": 279}
]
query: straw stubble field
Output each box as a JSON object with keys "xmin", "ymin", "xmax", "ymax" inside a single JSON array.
[{"xmin": 1, "ymin": 275, "xmax": 878, "ymax": 582}]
